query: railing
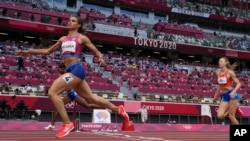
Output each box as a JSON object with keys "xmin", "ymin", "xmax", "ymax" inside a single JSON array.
[
  {"xmin": 0, "ymin": 95, "xmax": 249, "ymax": 124},
  {"xmin": 13, "ymin": 111, "xmax": 248, "ymax": 125}
]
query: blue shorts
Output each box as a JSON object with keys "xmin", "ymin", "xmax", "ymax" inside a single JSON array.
[
  {"xmin": 221, "ymin": 90, "xmax": 239, "ymax": 102},
  {"xmin": 66, "ymin": 62, "xmax": 85, "ymax": 80},
  {"xmin": 67, "ymin": 90, "xmax": 78, "ymax": 100}
]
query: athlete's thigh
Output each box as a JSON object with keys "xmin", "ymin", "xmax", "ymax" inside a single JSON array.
[
  {"xmin": 228, "ymin": 100, "xmax": 238, "ymax": 115},
  {"xmin": 217, "ymin": 102, "xmax": 229, "ymax": 116},
  {"xmin": 75, "ymin": 96, "xmax": 89, "ymax": 107},
  {"xmin": 49, "ymin": 73, "xmax": 82, "ymax": 95},
  {"xmin": 74, "ymin": 80, "xmax": 94, "ymax": 100}
]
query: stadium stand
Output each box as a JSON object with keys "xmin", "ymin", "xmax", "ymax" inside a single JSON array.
[
  {"xmin": 168, "ymin": 0, "xmax": 250, "ymax": 19},
  {"xmin": 1, "ymin": 43, "xmax": 250, "ymax": 105},
  {"xmin": 1, "ymin": 0, "xmax": 249, "ymax": 51}
]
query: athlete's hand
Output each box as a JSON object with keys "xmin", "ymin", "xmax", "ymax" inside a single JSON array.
[
  {"xmin": 15, "ymin": 50, "xmax": 29, "ymax": 56},
  {"xmin": 229, "ymin": 91, "xmax": 236, "ymax": 99},
  {"xmin": 98, "ymin": 58, "xmax": 105, "ymax": 66},
  {"xmin": 213, "ymin": 96, "xmax": 217, "ymax": 103}
]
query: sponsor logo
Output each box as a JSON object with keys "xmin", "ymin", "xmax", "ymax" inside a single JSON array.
[
  {"xmin": 183, "ymin": 124, "xmax": 192, "ymax": 130},
  {"xmin": 96, "ymin": 111, "xmax": 109, "ymax": 120},
  {"xmin": 46, "ymin": 26, "xmax": 55, "ymax": 32},
  {"xmin": 215, "ymin": 107, "xmax": 218, "ymax": 112},
  {"xmin": 65, "ymin": 101, "xmax": 76, "ymax": 109},
  {"xmin": 207, "ymin": 49, "xmax": 213, "ymax": 53}
]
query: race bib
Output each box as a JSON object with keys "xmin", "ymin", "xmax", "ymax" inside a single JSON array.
[
  {"xmin": 218, "ymin": 77, "xmax": 227, "ymax": 84},
  {"xmin": 62, "ymin": 41, "xmax": 76, "ymax": 53},
  {"xmin": 62, "ymin": 73, "xmax": 74, "ymax": 84}
]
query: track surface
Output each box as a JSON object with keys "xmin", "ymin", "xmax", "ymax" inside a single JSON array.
[{"xmin": 0, "ymin": 130, "xmax": 229, "ymax": 141}]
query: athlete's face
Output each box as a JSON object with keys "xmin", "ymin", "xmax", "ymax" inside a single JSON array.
[
  {"xmin": 57, "ymin": 68, "xmax": 65, "ymax": 75},
  {"xmin": 218, "ymin": 58, "xmax": 227, "ymax": 68},
  {"xmin": 67, "ymin": 17, "xmax": 81, "ymax": 30}
]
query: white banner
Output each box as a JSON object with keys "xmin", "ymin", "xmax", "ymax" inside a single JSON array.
[
  {"xmin": 201, "ymin": 104, "xmax": 212, "ymax": 118},
  {"xmin": 92, "ymin": 109, "xmax": 111, "ymax": 123},
  {"xmin": 171, "ymin": 8, "xmax": 210, "ymax": 18}
]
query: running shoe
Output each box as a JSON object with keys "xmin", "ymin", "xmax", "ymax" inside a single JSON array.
[
  {"xmin": 118, "ymin": 105, "xmax": 129, "ymax": 122},
  {"xmin": 44, "ymin": 124, "xmax": 55, "ymax": 130},
  {"xmin": 55, "ymin": 122, "xmax": 74, "ymax": 138},
  {"xmin": 236, "ymin": 107, "xmax": 243, "ymax": 116}
]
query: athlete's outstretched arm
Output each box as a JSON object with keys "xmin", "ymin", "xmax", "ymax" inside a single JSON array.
[{"xmin": 16, "ymin": 37, "xmax": 64, "ymax": 55}]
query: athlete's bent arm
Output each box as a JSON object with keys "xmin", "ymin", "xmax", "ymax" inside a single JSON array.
[
  {"xmin": 81, "ymin": 35, "xmax": 102, "ymax": 58},
  {"xmin": 80, "ymin": 35, "xmax": 104, "ymax": 65},
  {"xmin": 228, "ymin": 70, "xmax": 241, "ymax": 98},
  {"xmin": 213, "ymin": 84, "xmax": 221, "ymax": 102}
]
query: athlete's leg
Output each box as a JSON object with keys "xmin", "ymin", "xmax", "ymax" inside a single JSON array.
[
  {"xmin": 48, "ymin": 73, "xmax": 82, "ymax": 137},
  {"xmin": 217, "ymin": 102, "xmax": 229, "ymax": 120},
  {"xmin": 51, "ymin": 97, "xmax": 71, "ymax": 126},
  {"xmin": 228, "ymin": 100, "xmax": 239, "ymax": 125},
  {"xmin": 74, "ymin": 81, "xmax": 118, "ymax": 111},
  {"xmin": 74, "ymin": 80, "xmax": 129, "ymax": 121},
  {"xmin": 224, "ymin": 111, "xmax": 229, "ymax": 117},
  {"xmin": 48, "ymin": 73, "xmax": 81, "ymax": 125},
  {"xmin": 67, "ymin": 89, "xmax": 102, "ymax": 108},
  {"xmin": 75, "ymin": 95, "xmax": 101, "ymax": 108},
  {"xmin": 224, "ymin": 102, "xmax": 242, "ymax": 117},
  {"xmin": 44, "ymin": 97, "xmax": 71, "ymax": 130}
]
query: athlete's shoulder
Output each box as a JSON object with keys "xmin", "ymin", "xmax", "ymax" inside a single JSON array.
[
  {"xmin": 59, "ymin": 36, "xmax": 67, "ymax": 42},
  {"xmin": 215, "ymin": 69, "xmax": 220, "ymax": 75},
  {"xmin": 228, "ymin": 69, "xmax": 236, "ymax": 76},
  {"xmin": 78, "ymin": 33, "xmax": 89, "ymax": 40},
  {"xmin": 78, "ymin": 33, "xmax": 91, "ymax": 44}
]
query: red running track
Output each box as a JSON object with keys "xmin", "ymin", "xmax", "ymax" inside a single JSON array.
[{"xmin": 0, "ymin": 130, "xmax": 229, "ymax": 141}]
